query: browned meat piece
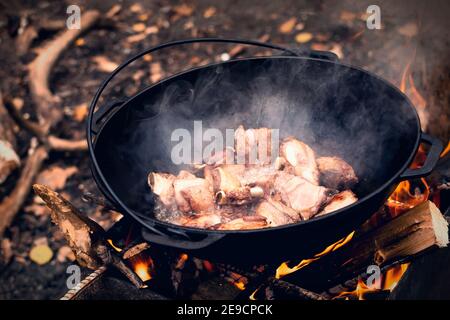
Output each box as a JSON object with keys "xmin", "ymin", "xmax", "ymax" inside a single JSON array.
[
  {"xmin": 207, "ymin": 166, "xmax": 243, "ymax": 192},
  {"xmin": 256, "ymin": 199, "xmax": 299, "ymax": 227},
  {"xmin": 317, "ymin": 190, "xmax": 358, "ymax": 216},
  {"xmin": 274, "ymin": 172, "xmax": 331, "ymax": 220},
  {"xmin": 177, "ymin": 170, "xmax": 197, "ymax": 179},
  {"xmin": 280, "ymin": 137, "xmax": 319, "ymax": 185},
  {"xmin": 216, "ymin": 186, "xmax": 264, "ymax": 205},
  {"xmin": 173, "ymin": 178, "xmax": 214, "ymax": 213},
  {"xmin": 234, "ymin": 126, "xmax": 274, "ymax": 165},
  {"xmin": 148, "ymin": 172, "xmax": 176, "ymax": 208},
  {"xmin": 203, "ymin": 146, "xmax": 235, "ymax": 166},
  {"xmin": 179, "ymin": 213, "xmax": 222, "ymax": 229},
  {"xmin": 213, "ymin": 215, "xmax": 268, "ymax": 230},
  {"xmin": 316, "ymin": 156, "xmax": 358, "ymax": 190}
]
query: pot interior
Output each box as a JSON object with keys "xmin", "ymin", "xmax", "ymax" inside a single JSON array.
[{"xmin": 94, "ymin": 57, "xmax": 419, "ymax": 219}]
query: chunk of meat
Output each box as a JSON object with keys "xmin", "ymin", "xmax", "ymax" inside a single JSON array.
[
  {"xmin": 208, "ymin": 166, "xmax": 242, "ymax": 192},
  {"xmin": 317, "ymin": 190, "xmax": 358, "ymax": 216},
  {"xmin": 280, "ymin": 137, "xmax": 319, "ymax": 185},
  {"xmin": 274, "ymin": 172, "xmax": 331, "ymax": 220},
  {"xmin": 256, "ymin": 199, "xmax": 298, "ymax": 227},
  {"xmin": 173, "ymin": 178, "xmax": 214, "ymax": 213},
  {"xmin": 234, "ymin": 126, "xmax": 274, "ymax": 165},
  {"xmin": 216, "ymin": 186, "xmax": 264, "ymax": 205},
  {"xmin": 148, "ymin": 172, "xmax": 176, "ymax": 208},
  {"xmin": 213, "ymin": 215, "xmax": 268, "ymax": 230},
  {"xmin": 179, "ymin": 213, "xmax": 222, "ymax": 229},
  {"xmin": 316, "ymin": 156, "xmax": 358, "ymax": 190}
]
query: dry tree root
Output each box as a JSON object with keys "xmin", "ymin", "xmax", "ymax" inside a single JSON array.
[
  {"xmin": 0, "ymin": 10, "xmax": 99, "ymax": 237},
  {"xmin": 0, "ymin": 144, "xmax": 48, "ymax": 237},
  {"xmin": 33, "ymin": 184, "xmax": 146, "ymax": 289}
]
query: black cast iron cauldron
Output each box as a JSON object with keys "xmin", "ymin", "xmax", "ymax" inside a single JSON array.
[{"xmin": 87, "ymin": 39, "xmax": 443, "ymax": 264}]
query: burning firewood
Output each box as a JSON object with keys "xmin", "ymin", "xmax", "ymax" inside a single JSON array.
[
  {"xmin": 279, "ymin": 201, "xmax": 448, "ymax": 296},
  {"xmin": 33, "ymin": 184, "xmax": 146, "ymax": 289}
]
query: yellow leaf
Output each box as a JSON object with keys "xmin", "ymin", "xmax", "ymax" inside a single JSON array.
[
  {"xmin": 173, "ymin": 4, "xmax": 194, "ymax": 16},
  {"xmin": 132, "ymin": 23, "xmax": 146, "ymax": 32},
  {"xmin": 93, "ymin": 56, "xmax": 119, "ymax": 73},
  {"xmin": 295, "ymin": 32, "xmax": 313, "ymax": 43},
  {"xmin": 279, "ymin": 17, "xmax": 297, "ymax": 34},
  {"xmin": 130, "ymin": 3, "xmax": 143, "ymax": 13},
  {"xmin": 29, "ymin": 245, "xmax": 53, "ymax": 265},
  {"xmin": 203, "ymin": 6, "xmax": 216, "ymax": 18},
  {"xmin": 73, "ymin": 102, "xmax": 88, "ymax": 122}
]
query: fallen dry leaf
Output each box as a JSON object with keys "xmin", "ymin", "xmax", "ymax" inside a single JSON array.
[
  {"xmin": 138, "ymin": 13, "xmax": 149, "ymax": 21},
  {"xmin": 150, "ymin": 62, "xmax": 163, "ymax": 83},
  {"xmin": 173, "ymin": 4, "xmax": 194, "ymax": 16},
  {"xmin": 279, "ymin": 17, "xmax": 297, "ymax": 34},
  {"xmin": 57, "ymin": 246, "xmax": 75, "ymax": 263},
  {"xmin": 29, "ymin": 244, "xmax": 53, "ymax": 265},
  {"xmin": 130, "ymin": 3, "xmax": 143, "ymax": 13},
  {"xmin": 73, "ymin": 102, "xmax": 88, "ymax": 122},
  {"xmin": 132, "ymin": 23, "xmax": 146, "ymax": 32},
  {"xmin": 127, "ymin": 33, "xmax": 147, "ymax": 43},
  {"xmin": 93, "ymin": 56, "xmax": 119, "ymax": 73},
  {"xmin": 24, "ymin": 203, "xmax": 50, "ymax": 216},
  {"xmin": 106, "ymin": 4, "xmax": 122, "ymax": 18},
  {"xmin": 145, "ymin": 26, "xmax": 159, "ymax": 34},
  {"xmin": 340, "ymin": 10, "xmax": 356, "ymax": 22},
  {"xmin": 75, "ymin": 38, "xmax": 85, "ymax": 46},
  {"xmin": 203, "ymin": 6, "xmax": 216, "ymax": 18},
  {"xmin": 12, "ymin": 97, "xmax": 24, "ymax": 110},
  {"xmin": 397, "ymin": 22, "xmax": 418, "ymax": 37},
  {"xmin": 295, "ymin": 32, "xmax": 313, "ymax": 43},
  {"xmin": 36, "ymin": 166, "xmax": 78, "ymax": 190}
]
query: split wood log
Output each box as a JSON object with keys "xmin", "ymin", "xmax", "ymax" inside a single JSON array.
[
  {"xmin": 0, "ymin": 93, "xmax": 20, "ymax": 184},
  {"xmin": 281, "ymin": 201, "xmax": 448, "ymax": 294},
  {"xmin": 33, "ymin": 184, "xmax": 146, "ymax": 289}
]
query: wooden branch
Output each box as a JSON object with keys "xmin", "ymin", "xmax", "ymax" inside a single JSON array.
[
  {"xmin": 0, "ymin": 93, "xmax": 20, "ymax": 184},
  {"xmin": 4, "ymin": 98, "xmax": 87, "ymax": 152},
  {"xmin": 0, "ymin": 11, "xmax": 99, "ymax": 237},
  {"xmin": 0, "ymin": 145, "xmax": 48, "ymax": 237},
  {"xmin": 47, "ymin": 136, "xmax": 87, "ymax": 151},
  {"xmin": 33, "ymin": 184, "xmax": 145, "ymax": 288},
  {"xmin": 28, "ymin": 9, "xmax": 100, "ymax": 132},
  {"xmin": 282, "ymin": 201, "xmax": 448, "ymax": 293}
]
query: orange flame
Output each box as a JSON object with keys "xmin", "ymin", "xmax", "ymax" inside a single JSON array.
[
  {"xmin": 335, "ymin": 263, "xmax": 409, "ymax": 300},
  {"xmin": 131, "ymin": 255, "xmax": 154, "ymax": 282},
  {"xmin": 386, "ymin": 145, "xmax": 430, "ymax": 217},
  {"xmin": 275, "ymin": 231, "xmax": 355, "ymax": 279},
  {"xmin": 442, "ymin": 141, "xmax": 450, "ymax": 158},
  {"xmin": 107, "ymin": 239, "xmax": 123, "ymax": 252}
]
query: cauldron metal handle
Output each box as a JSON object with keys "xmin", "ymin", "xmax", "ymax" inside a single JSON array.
[
  {"xmin": 87, "ymin": 38, "xmax": 338, "ymax": 136},
  {"xmin": 399, "ymin": 133, "xmax": 443, "ymax": 180},
  {"xmin": 86, "ymin": 38, "xmax": 338, "ymax": 246}
]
